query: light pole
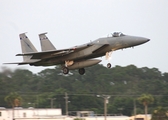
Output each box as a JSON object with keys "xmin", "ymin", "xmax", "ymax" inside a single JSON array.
[
  {"xmin": 48, "ymin": 98, "xmax": 56, "ymax": 108},
  {"xmin": 64, "ymin": 92, "xmax": 69, "ymax": 116},
  {"xmin": 97, "ymin": 95, "xmax": 111, "ymax": 120}
]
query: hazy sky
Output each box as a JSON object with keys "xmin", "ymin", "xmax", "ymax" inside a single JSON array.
[{"xmin": 0, "ymin": 0, "xmax": 168, "ymax": 73}]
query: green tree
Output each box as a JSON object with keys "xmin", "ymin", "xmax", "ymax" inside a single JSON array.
[
  {"xmin": 108, "ymin": 97, "xmax": 133, "ymax": 116},
  {"xmin": 137, "ymin": 94, "xmax": 154, "ymax": 120},
  {"xmin": 4, "ymin": 92, "xmax": 22, "ymax": 107},
  {"xmin": 1, "ymin": 65, "xmax": 168, "ymax": 114},
  {"xmin": 4, "ymin": 92, "xmax": 22, "ymax": 120},
  {"xmin": 151, "ymin": 106, "xmax": 168, "ymax": 120}
]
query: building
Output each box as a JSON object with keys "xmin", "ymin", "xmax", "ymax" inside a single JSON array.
[
  {"xmin": 129, "ymin": 114, "xmax": 151, "ymax": 120},
  {"xmin": 0, "ymin": 107, "xmax": 144, "ymax": 120},
  {"xmin": 81, "ymin": 116, "xmax": 130, "ymax": 120},
  {"xmin": 0, "ymin": 107, "xmax": 62, "ymax": 120}
]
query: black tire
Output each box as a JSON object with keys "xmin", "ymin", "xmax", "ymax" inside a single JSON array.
[
  {"xmin": 62, "ymin": 67, "xmax": 69, "ymax": 74},
  {"xmin": 78, "ymin": 68, "xmax": 85, "ymax": 75},
  {"xmin": 107, "ymin": 63, "xmax": 111, "ymax": 68}
]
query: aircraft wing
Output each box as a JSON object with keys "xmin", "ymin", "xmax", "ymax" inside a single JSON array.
[{"xmin": 16, "ymin": 44, "xmax": 92, "ymax": 60}]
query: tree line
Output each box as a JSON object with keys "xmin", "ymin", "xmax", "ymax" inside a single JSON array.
[{"xmin": 0, "ymin": 64, "xmax": 168, "ymax": 118}]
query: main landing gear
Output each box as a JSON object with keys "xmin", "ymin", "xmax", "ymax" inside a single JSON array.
[
  {"xmin": 62, "ymin": 61, "xmax": 72, "ymax": 75},
  {"xmin": 62, "ymin": 67, "xmax": 85, "ymax": 75},
  {"xmin": 78, "ymin": 68, "xmax": 85, "ymax": 75},
  {"xmin": 62, "ymin": 67, "xmax": 69, "ymax": 74}
]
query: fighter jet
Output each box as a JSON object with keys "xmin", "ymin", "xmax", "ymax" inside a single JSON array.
[{"xmin": 5, "ymin": 32, "xmax": 149, "ymax": 75}]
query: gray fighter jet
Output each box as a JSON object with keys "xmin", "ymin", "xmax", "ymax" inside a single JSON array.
[{"xmin": 5, "ymin": 32, "xmax": 149, "ymax": 75}]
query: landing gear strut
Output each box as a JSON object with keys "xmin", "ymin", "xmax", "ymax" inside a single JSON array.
[
  {"xmin": 62, "ymin": 60, "xmax": 74, "ymax": 74},
  {"xmin": 78, "ymin": 68, "xmax": 85, "ymax": 75},
  {"xmin": 105, "ymin": 51, "xmax": 113, "ymax": 68}
]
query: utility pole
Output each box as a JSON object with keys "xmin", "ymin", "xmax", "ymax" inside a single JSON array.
[
  {"xmin": 48, "ymin": 98, "xmax": 56, "ymax": 108},
  {"xmin": 36, "ymin": 94, "xmax": 39, "ymax": 108},
  {"xmin": 134, "ymin": 99, "xmax": 137, "ymax": 120},
  {"xmin": 64, "ymin": 92, "xmax": 69, "ymax": 116},
  {"xmin": 97, "ymin": 95, "xmax": 111, "ymax": 120}
]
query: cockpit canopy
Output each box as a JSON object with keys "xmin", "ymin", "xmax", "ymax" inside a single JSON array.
[{"xmin": 112, "ymin": 32, "xmax": 125, "ymax": 37}]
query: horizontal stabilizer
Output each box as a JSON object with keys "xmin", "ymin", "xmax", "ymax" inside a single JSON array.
[
  {"xmin": 4, "ymin": 60, "xmax": 40, "ymax": 65},
  {"xmin": 15, "ymin": 44, "xmax": 92, "ymax": 59}
]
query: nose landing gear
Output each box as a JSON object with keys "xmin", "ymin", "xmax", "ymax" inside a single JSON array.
[
  {"xmin": 107, "ymin": 63, "xmax": 111, "ymax": 68},
  {"xmin": 105, "ymin": 51, "xmax": 113, "ymax": 68}
]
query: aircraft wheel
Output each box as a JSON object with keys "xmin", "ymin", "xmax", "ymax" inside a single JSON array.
[
  {"xmin": 107, "ymin": 63, "xmax": 111, "ymax": 68},
  {"xmin": 62, "ymin": 67, "xmax": 69, "ymax": 74},
  {"xmin": 78, "ymin": 68, "xmax": 85, "ymax": 75}
]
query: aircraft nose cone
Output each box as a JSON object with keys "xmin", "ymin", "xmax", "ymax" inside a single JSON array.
[
  {"xmin": 136, "ymin": 37, "xmax": 150, "ymax": 45},
  {"xmin": 143, "ymin": 38, "xmax": 150, "ymax": 43},
  {"xmin": 146, "ymin": 39, "xmax": 150, "ymax": 42}
]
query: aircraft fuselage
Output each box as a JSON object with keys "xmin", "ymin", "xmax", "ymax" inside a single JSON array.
[{"xmin": 33, "ymin": 34, "xmax": 149, "ymax": 66}]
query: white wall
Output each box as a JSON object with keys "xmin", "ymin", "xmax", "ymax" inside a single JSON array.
[{"xmin": 0, "ymin": 108, "xmax": 62, "ymax": 120}]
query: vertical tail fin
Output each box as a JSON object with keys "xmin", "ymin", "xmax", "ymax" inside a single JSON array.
[
  {"xmin": 19, "ymin": 33, "xmax": 38, "ymax": 61},
  {"xmin": 39, "ymin": 32, "xmax": 56, "ymax": 51}
]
